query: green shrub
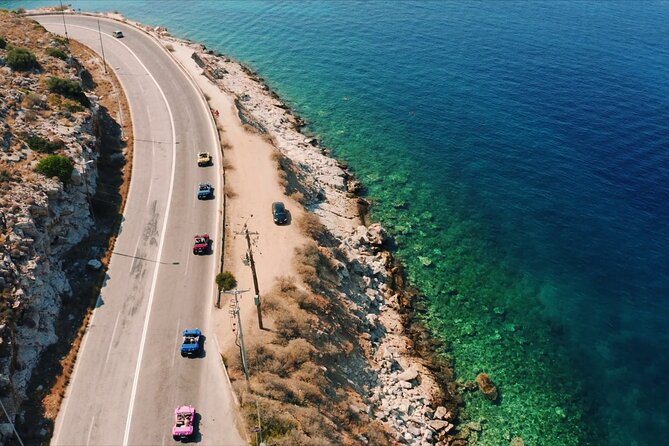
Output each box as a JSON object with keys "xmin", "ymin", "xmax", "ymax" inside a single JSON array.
[
  {"xmin": 53, "ymin": 36, "xmax": 68, "ymax": 46},
  {"xmin": 0, "ymin": 37, "xmax": 6, "ymax": 49},
  {"xmin": 46, "ymin": 77, "xmax": 90, "ymax": 107},
  {"xmin": 46, "ymin": 47, "xmax": 68, "ymax": 60},
  {"xmin": 35, "ymin": 155, "xmax": 73, "ymax": 183},
  {"xmin": 215, "ymin": 271, "xmax": 237, "ymax": 291},
  {"xmin": 6, "ymin": 47, "xmax": 38, "ymax": 71},
  {"xmin": 26, "ymin": 134, "xmax": 62, "ymax": 153}
]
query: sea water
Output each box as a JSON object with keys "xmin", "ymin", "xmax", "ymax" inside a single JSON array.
[{"xmin": 6, "ymin": 1, "xmax": 669, "ymax": 444}]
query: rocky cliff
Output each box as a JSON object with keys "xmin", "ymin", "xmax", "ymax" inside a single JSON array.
[{"xmin": 0, "ymin": 11, "xmax": 100, "ymax": 441}]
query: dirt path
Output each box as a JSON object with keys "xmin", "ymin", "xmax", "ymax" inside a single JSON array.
[{"xmin": 167, "ymin": 43, "xmax": 308, "ymax": 354}]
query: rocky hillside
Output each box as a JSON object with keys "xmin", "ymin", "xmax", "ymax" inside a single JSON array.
[{"xmin": 0, "ymin": 10, "xmax": 100, "ymax": 441}]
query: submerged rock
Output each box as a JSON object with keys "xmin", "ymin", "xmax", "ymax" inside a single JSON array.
[
  {"xmin": 475, "ymin": 372, "xmax": 499, "ymax": 402},
  {"xmin": 87, "ymin": 259, "xmax": 103, "ymax": 270}
]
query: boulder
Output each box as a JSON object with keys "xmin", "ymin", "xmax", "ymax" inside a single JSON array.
[
  {"xmin": 428, "ymin": 419, "xmax": 453, "ymax": 432},
  {"xmin": 476, "ymin": 373, "xmax": 499, "ymax": 402},
  {"xmin": 433, "ymin": 406, "xmax": 452, "ymax": 420},
  {"xmin": 397, "ymin": 366, "xmax": 419, "ymax": 382},
  {"xmin": 367, "ymin": 223, "xmax": 387, "ymax": 246},
  {"xmin": 87, "ymin": 259, "xmax": 102, "ymax": 270}
]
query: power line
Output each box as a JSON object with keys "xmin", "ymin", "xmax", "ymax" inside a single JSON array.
[
  {"xmin": 224, "ymin": 288, "xmax": 250, "ymax": 381},
  {"xmin": 97, "ymin": 20, "xmax": 108, "ymax": 74},
  {"xmin": 235, "ymin": 223, "xmax": 264, "ymax": 329},
  {"xmin": 59, "ymin": 0, "xmax": 69, "ymax": 43},
  {"xmin": 0, "ymin": 397, "xmax": 25, "ymax": 446}
]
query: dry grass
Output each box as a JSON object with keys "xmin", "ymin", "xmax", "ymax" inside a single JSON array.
[
  {"xmin": 225, "ymin": 273, "xmax": 391, "ymax": 445},
  {"xmin": 297, "ymin": 212, "xmax": 326, "ymax": 240},
  {"xmin": 271, "ymin": 149, "xmax": 283, "ymax": 163},
  {"xmin": 225, "ymin": 184, "xmax": 238, "ymax": 199},
  {"xmin": 289, "ymin": 191, "xmax": 304, "ymax": 204},
  {"xmin": 222, "ymin": 157, "xmax": 234, "ymax": 171},
  {"xmin": 293, "ymin": 241, "xmax": 338, "ymax": 291}
]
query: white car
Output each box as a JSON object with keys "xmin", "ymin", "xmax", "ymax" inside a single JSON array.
[{"xmin": 112, "ymin": 31, "xmax": 124, "ymax": 38}]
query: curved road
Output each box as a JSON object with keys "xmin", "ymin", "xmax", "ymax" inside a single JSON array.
[{"xmin": 34, "ymin": 15, "xmax": 245, "ymax": 446}]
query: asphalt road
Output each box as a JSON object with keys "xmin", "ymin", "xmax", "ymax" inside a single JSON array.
[{"xmin": 34, "ymin": 15, "xmax": 246, "ymax": 446}]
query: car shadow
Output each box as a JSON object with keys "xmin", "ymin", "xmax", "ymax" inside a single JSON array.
[
  {"xmin": 180, "ymin": 412, "xmax": 202, "ymax": 443},
  {"xmin": 184, "ymin": 335, "xmax": 206, "ymax": 359},
  {"xmin": 199, "ymin": 335, "xmax": 207, "ymax": 358}
]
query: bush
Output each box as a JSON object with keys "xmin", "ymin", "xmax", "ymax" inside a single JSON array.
[
  {"xmin": 0, "ymin": 37, "xmax": 6, "ymax": 49},
  {"xmin": 26, "ymin": 134, "xmax": 62, "ymax": 153},
  {"xmin": 35, "ymin": 155, "xmax": 73, "ymax": 183},
  {"xmin": 46, "ymin": 47, "xmax": 68, "ymax": 60},
  {"xmin": 297, "ymin": 212, "xmax": 326, "ymax": 240},
  {"xmin": 46, "ymin": 77, "xmax": 90, "ymax": 106},
  {"xmin": 6, "ymin": 47, "xmax": 38, "ymax": 71},
  {"xmin": 215, "ymin": 271, "xmax": 237, "ymax": 291},
  {"xmin": 24, "ymin": 92, "xmax": 46, "ymax": 109},
  {"xmin": 274, "ymin": 306, "xmax": 312, "ymax": 340}
]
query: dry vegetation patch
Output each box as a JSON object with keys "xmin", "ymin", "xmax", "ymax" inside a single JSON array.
[{"xmin": 224, "ymin": 210, "xmax": 391, "ymax": 445}]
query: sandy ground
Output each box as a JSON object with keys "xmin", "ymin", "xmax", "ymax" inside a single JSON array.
[{"xmin": 167, "ymin": 43, "xmax": 309, "ymax": 353}]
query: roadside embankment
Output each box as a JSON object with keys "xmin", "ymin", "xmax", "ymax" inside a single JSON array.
[{"xmin": 0, "ymin": 10, "xmax": 130, "ymax": 443}]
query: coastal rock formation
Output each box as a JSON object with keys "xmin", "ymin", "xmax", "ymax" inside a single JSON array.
[
  {"xmin": 0, "ymin": 12, "xmax": 101, "ymax": 441},
  {"xmin": 476, "ymin": 372, "xmax": 499, "ymax": 402}
]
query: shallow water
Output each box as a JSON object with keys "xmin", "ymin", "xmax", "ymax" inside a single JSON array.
[{"xmin": 8, "ymin": 1, "xmax": 669, "ymax": 444}]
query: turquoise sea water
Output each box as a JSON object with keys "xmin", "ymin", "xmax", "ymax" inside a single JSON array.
[{"xmin": 7, "ymin": 1, "xmax": 669, "ymax": 444}]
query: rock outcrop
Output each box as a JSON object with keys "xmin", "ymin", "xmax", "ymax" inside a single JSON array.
[{"xmin": 0, "ymin": 11, "xmax": 101, "ymax": 441}]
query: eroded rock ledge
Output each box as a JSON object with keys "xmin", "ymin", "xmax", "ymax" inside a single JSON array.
[{"xmin": 0, "ymin": 11, "xmax": 104, "ymax": 442}]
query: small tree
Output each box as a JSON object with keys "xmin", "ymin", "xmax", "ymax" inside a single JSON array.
[
  {"xmin": 6, "ymin": 47, "xmax": 38, "ymax": 71},
  {"xmin": 47, "ymin": 77, "xmax": 90, "ymax": 107},
  {"xmin": 0, "ymin": 37, "xmax": 6, "ymax": 49},
  {"xmin": 216, "ymin": 271, "xmax": 237, "ymax": 291},
  {"xmin": 35, "ymin": 155, "xmax": 73, "ymax": 183}
]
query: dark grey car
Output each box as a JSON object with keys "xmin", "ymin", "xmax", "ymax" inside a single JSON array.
[{"xmin": 272, "ymin": 201, "xmax": 288, "ymax": 225}]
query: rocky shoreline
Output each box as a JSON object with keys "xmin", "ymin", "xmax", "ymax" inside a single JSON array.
[
  {"xmin": 9, "ymin": 8, "xmax": 470, "ymax": 444},
  {"xmin": 153, "ymin": 29, "xmax": 465, "ymax": 444}
]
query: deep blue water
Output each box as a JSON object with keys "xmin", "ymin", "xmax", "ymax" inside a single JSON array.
[{"xmin": 7, "ymin": 1, "xmax": 669, "ymax": 444}]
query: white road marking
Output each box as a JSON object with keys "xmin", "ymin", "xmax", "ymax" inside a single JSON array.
[
  {"xmin": 104, "ymin": 312, "xmax": 121, "ymax": 366},
  {"xmin": 86, "ymin": 416, "xmax": 95, "ymax": 445},
  {"xmin": 52, "ymin": 23, "xmax": 179, "ymax": 445}
]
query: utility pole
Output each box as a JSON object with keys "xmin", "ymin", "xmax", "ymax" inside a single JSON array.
[
  {"xmin": 97, "ymin": 20, "xmax": 108, "ymax": 74},
  {"xmin": 225, "ymin": 288, "xmax": 250, "ymax": 380},
  {"xmin": 59, "ymin": 0, "xmax": 69, "ymax": 43},
  {"xmin": 236, "ymin": 223, "xmax": 264, "ymax": 329}
]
